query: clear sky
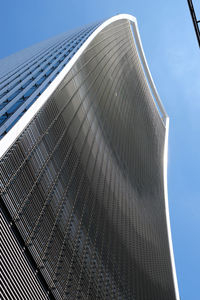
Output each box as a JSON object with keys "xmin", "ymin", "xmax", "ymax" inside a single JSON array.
[{"xmin": 1, "ymin": 1, "xmax": 199, "ymax": 299}]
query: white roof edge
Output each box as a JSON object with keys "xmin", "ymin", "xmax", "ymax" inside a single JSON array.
[
  {"xmin": 130, "ymin": 20, "xmax": 168, "ymax": 121},
  {"xmin": 163, "ymin": 118, "xmax": 180, "ymax": 300},
  {"xmin": 0, "ymin": 16, "xmax": 180, "ymax": 299}
]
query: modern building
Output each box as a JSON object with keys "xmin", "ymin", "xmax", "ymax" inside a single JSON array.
[{"xmin": 0, "ymin": 14, "xmax": 180, "ymax": 300}]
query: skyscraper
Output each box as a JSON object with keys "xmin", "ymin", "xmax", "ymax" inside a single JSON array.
[{"xmin": 0, "ymin": 14, "xmax": 180, "ymax": 300}]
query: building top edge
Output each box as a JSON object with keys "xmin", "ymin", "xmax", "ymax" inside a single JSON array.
[
  {"xmin": 0, "ymin": 13, "xmax": 166, "ymax": 155},
  {"xmin": 0, "ymin": 13, "xmax": 167, "ymax": 151}
]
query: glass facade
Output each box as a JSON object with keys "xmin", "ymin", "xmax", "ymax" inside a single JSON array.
[
  {"xmin": 0, "ymin": 22, "xmax": 101, "ymax": 138},
  {"xmin": 0, "ymin": 16, "xmax": 178, "ymax": 300}
]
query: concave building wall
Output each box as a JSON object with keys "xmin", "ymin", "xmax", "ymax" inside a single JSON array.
[{"xmin": 0, "ymin": 16, "xmax": 179, "ymax": 300}]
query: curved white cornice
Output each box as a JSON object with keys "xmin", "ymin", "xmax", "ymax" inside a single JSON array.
[
  {"xmin": 163, "ymin": 118, "xmax": 180, "ymax": 300},
  {"xmin": 0, "ymin": 14, "xmax": 180, "ymax": 299}
]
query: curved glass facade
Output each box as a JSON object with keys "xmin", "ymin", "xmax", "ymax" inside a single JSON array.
[
  {"xmin": 0, "ymin": 16, "xmax": 178, "ymax": 300},
  {"xmin": 0, "ymin": 22, "xmax": 101, "ymax": 138}
]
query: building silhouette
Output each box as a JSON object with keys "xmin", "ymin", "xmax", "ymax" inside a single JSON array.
[{"xmin": 0, "ymin": 14, "xmax": 180, "ymax": 300}]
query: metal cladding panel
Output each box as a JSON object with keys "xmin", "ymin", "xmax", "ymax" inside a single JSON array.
[
  {"xmin": 0, "ymin": 19, "xmax": 177, "ymax": 299},
  {"xmin": 0, "ymin": 208, "xmax": 49, "ymax": 300}
]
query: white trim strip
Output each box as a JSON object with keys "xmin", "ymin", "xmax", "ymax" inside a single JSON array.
[
  {"xmin": 163, "ymin": 118, "xmax": 180, "ymax": 300},
  {"xmin": 130, "ymin": 21, "xmax": 167, "ymax": 121}
]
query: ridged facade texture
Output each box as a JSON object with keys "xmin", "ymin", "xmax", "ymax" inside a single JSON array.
[
  {"xmin": 0, "ymin": 207, "xmax": 49, "ymax": 300},
  {"xmin": 0, "ymin": 17, "xmax": 177, "ymax": 300}
]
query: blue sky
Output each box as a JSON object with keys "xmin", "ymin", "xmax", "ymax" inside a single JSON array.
[{"xmin": 1, "ymin": 1, "xmax": 199, "ymax": 299}]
